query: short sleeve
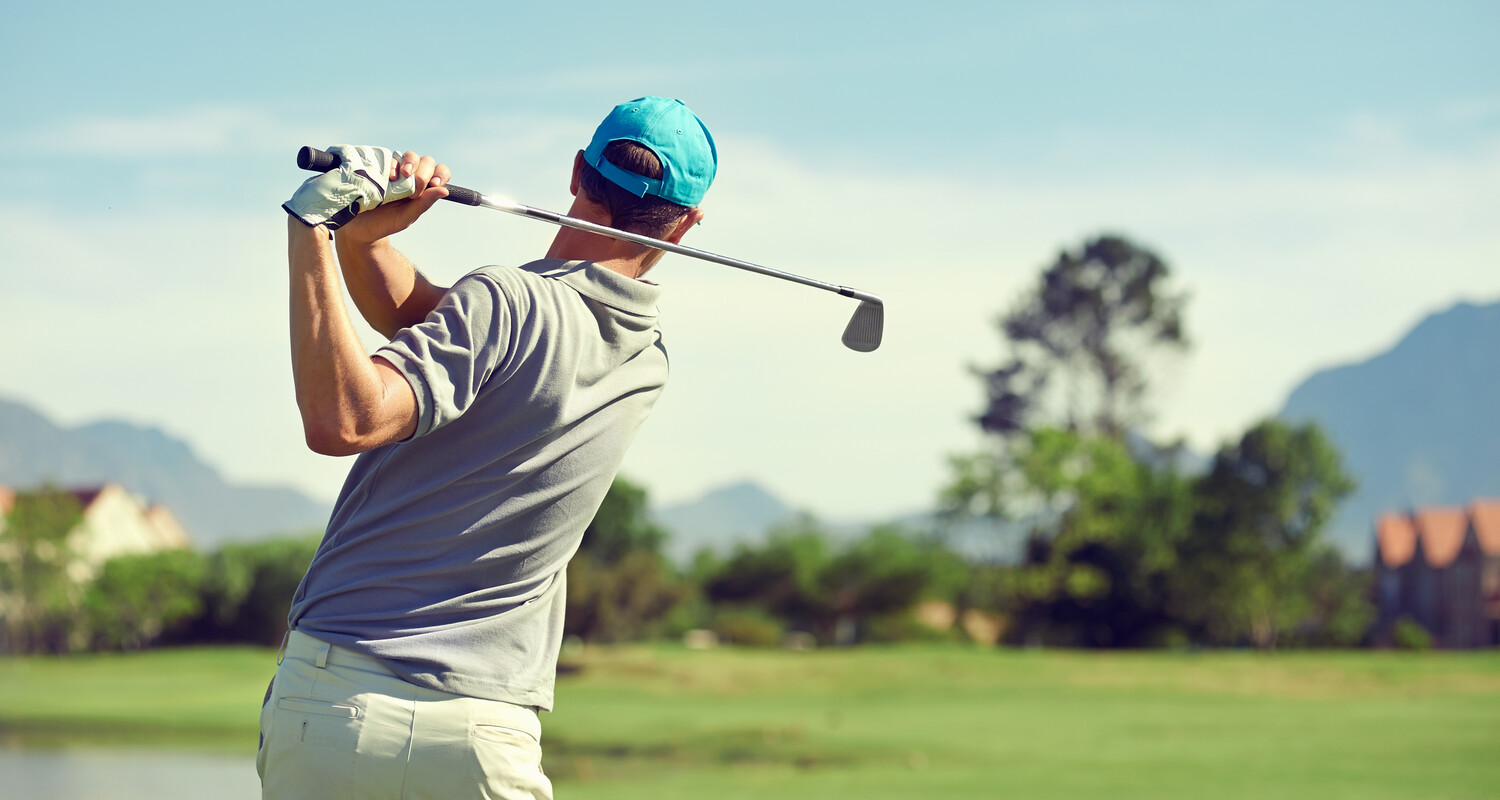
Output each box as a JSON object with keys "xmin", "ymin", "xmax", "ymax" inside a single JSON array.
[{"xmin": 376, "ymin": 273, "xmax": 516, "ymax": 438}]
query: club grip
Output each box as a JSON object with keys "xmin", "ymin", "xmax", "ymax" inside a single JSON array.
[
  {"xmin": 295, "ymin": 146, "xmax": 481, "ymax": 206},
  {"xmin": 443, "ymin": 185, "xmax": 482, "ymax": 206},
  {"xmin": 297, "ymin": 146, "xmax": 341, "ymax": 172}
]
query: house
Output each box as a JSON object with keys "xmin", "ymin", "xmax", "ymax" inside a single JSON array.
[
  {"xmin": 0, "ymin": 482, "xmax": 191, "ymax": 581},
  {"xmin": 1374, "ymin": 500, "xmax": 1500, "ymax": 648}
]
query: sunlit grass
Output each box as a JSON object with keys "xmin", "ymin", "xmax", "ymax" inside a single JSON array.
[
  {"xmin": 2, "ymin": 644, "xmax": 1498, "ymax": 798},
  {"xmin": 0, "ymin": 646, "xmax": 273, "ymax": 749}
]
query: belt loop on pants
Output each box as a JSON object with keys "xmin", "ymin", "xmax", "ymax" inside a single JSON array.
[{"xmin": 314, "ymin": 640, "xmax": 332, "ymax": 669}]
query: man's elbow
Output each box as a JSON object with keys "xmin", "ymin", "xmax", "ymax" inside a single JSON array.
[
  {"xmin": 296, "ymin": 371, "xmax": 415, "ymax": 456},
  {"xmin": 301, "ymin": 414, "xmax": 379, "ymax": 457}
]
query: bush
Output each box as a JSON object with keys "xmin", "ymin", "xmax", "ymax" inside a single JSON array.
[
  {"xmin": 84, "ymin": 549, "xmax": 208, "ymax": 650},
  {"xmin": 704, "ymin": 526, "xmax": 832, "ymax": 636},
  {"xmin": 700, "ymin": 524, "xmax": 974, "ymax": 645},
  {"xmin": 1392, "ymin": 616, "xmax": 1433, "ymax": 651},
  {"xmin": 865, "ymin": 611, "xmax": 960, "ymax": 644},
  {"xmin": 565, "ymin": 550, "xmax": 686, "ymax": 643},
  {"xmin": 0, "ymin": 489, "xmax": 85, "ymax": 654},
  {"xmin": 185, "ymin": 536, "xmax": 320, "ymax": 646},
  {"xmin": 713, "ymin": 607, "xmax": 785, "ymax": 647}
]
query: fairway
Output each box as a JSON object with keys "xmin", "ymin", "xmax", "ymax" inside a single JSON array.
[{"xmin": 2, "ymin": 645, "xmax": 1498, "ymax": 799}]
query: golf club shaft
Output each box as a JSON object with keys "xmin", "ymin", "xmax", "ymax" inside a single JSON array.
[{"xmin": 296, "ymin": 147, "xmax": 879, "ymax": 305}]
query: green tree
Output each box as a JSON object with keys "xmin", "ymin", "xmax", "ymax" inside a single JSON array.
[
  {"xmin": 1002, "ymin": 429, "xmax": 1194, "ymax": 647},
  {"xmin": 564, "ymin": 476, "xmax": 684, "ymax": 643},
  {"xmin": 84, "ymin": 549, "xmax": 208, "ymax": 650},
  {"xmin": 819, "ymin": 526, "xmax": 970, "ymax": 642},
  {"xmin": 944, "ymin": 234, "xmax": 1190, "ymax": 524},
  {"xmin": 565, "ymin": 550, "xmax": 685, "ymax": 643},
  {"xmin": 976, "ymin": 235, "xmax": 1188, "ymax": 441},
  {"xmin": 702, "ymin": 521, "xmax": 972, "ymax": 645},
  {"xmin": 191, "ymin": 536, "xmax": 320, "ymax": 646},
  {"xmin": 577, "ymin": 475, "xmax": 667, "ymax": 563},
  {"xmin": 702, "ymin": 520, "xmax": 834, "ymax": 639},
  {"xmin": 1173, "ymin": 420, "xmax": 1358, "ymax": 649},
  {"xmin": 1283, "ymin": 552, "xmax": 1374, "ymax": 647},
  {"xmin": 0, "ymin": 489, "xmax": 85, "ymax": 654}
]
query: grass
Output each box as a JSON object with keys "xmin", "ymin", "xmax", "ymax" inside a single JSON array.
[
  {"xmin": 0, "ymin": 645, "xmax": 272, "ymax": 750},
  {"xmin": 3, "ymin": 644, "xmax": 1499, "ymax": 798}
]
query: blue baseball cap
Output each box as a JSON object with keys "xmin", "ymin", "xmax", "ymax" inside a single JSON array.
[{"xmin": 584, "ymin": 97, "xmax": 717, "ymax": 207}]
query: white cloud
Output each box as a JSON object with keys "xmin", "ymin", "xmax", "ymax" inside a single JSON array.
[
  {"xmin": 2, "ymin": 108, "xmax": 1496, "ymax": 523},
  {"xmin": 12, "ymin": 104, "xmax": 317, "ymax": 157},
  {"xmin": 624, "ymin": 131, "xmax": 1500, "ymax": 514}
]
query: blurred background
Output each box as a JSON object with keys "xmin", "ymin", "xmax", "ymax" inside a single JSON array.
[{"xmin": 1, "ymin": 2, "xmax": 1497, "ymax": 798}]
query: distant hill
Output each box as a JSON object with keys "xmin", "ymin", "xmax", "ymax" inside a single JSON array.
[
  {"xmin": 649, "ymin": 480, "xmax": 1023, "ymax": 564},
  {"xmin": 0, "ymin": 397, "xmax": 330, "ymax": 548},
  {"xmin": 651, "ymin": 481, "xmax": 802, "ymax": 563},
  {"xmin": 1279, "ymin": 299, "xmax": 1500, "ymax": 561}
]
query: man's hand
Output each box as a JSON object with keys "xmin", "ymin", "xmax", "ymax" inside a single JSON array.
[
  {"xmin": 332, "ymin": 152, "xmax": 455, "ymax": 339},
  {"xmin": 335, "ymin": 152, "xmax": 452, "ymax": 245},
  {"xmin": 283, "ymin": 145, "xmax": 425, "ymax": 230}
]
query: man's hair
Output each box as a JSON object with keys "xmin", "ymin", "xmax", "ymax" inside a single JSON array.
[{"xmin": 579, "ymin": 140, "xmax": 692, "ymax": 237}]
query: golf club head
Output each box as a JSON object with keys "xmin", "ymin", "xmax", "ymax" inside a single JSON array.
[{"xmin": 842, "ymin": 300, "xmax": 884, "ymax": 352}]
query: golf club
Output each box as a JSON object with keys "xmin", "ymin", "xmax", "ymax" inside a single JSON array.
[{"xmin": 297, "ymin": 146, "xmax": 884, "ymax": 352}]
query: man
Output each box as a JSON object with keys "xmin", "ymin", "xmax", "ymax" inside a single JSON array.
[{"xmin": 259, "ymin": 97, "xmax": 716, "ymax": 799}]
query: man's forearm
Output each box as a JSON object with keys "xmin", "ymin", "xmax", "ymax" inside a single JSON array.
[
  {"xmin": 335, "ymin": 232, "xmax": 448, "ymax": 339},
  {"xmin": 289, "ymin": 218, "xmax": 416, "ymax": 454}
]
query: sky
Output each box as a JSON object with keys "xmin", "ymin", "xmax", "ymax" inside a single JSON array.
[{"xmin": 1, "ymin": 1, "xmax": 1497, "ymax": 521}]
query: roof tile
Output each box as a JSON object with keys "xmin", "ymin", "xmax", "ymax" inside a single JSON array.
[
  {"xmin": 1376, "ymin": 512, "xmax": 1418, "ymax": 568},
  {"xmin": 1415, "ymin": 506, "xmax": 1469, "ymax": 568},
  {"xmin": 1469, "ymin": 499, "xmax": 1500, "ymax": 556}
]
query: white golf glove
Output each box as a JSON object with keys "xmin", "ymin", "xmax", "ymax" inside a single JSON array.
[{"xmin": 283, "ymin": 145, "xmax": 418, "ymax": 230}]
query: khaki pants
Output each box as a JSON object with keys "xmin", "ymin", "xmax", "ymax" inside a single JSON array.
[{"xmin": 258, "ymin": 630, "xmax": 553, "ymax": 800}]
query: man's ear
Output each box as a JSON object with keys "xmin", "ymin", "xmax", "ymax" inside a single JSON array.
[
  {"xmin": 570, "ymin": 150, "xmax": 585, "ymax": 197},
  {"xmin": 663, "ymin": 207, "xmax": 706, "ymax": 245}
]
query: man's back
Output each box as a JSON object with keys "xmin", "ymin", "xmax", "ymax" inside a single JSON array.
[{"xmin": 289, "ymin": 259, "xmax": 668, "ymax": 709}]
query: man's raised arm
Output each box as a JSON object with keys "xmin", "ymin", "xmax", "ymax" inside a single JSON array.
[
  {"xmin": 281, "ymin": 147, "xmax": 456, "ymax": 453},
  {"xmin": 332, "ymin": 152, "xmax": 454, "ymax": 340},
  {"xmin": 286, "ymin": 217, "xmax": 418, "ymax": 455}
]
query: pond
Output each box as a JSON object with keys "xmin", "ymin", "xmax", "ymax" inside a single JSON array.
[{"xmin": 2, "ymin": 747, "xmax": 259, "ymax": 800}]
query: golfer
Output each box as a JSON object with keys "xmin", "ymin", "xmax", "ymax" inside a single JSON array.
[{"xmin": 260, "ymin": 97, "xmax": 716, "ymax": 799}]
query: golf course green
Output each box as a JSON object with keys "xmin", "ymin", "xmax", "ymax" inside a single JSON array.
[{"xmin": 2, "ymin": 644, "xmax": 1497, "ymax": 799}]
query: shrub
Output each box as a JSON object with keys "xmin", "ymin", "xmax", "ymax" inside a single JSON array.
[
  {"xmin": 1392, "ymin": 616, "xmax": 1433, "ymax": 651},
  {"xmin": 84, "ymin": 549, "xmax": 208, "ymax": 650},
  {"xmin": 713, "ymin": 607, "xmax": 785, "ymax": 647}
]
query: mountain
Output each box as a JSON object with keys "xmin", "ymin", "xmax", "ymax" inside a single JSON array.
[
  {"xmin": 0, "ymin": 397, "xmax": 331, "ymax": 548},
  {"xmin": 649, "ymin": 480, "xmax": 1024, "ymax": 564},
  {"xmin": 651, "ymin": 480, "xmax": 802, "ymax": 563},
  {"xmin": 1279, "ymin": 299, "xmax": 1500, "ymax": 561}
]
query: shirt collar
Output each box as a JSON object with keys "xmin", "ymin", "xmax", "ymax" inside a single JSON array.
[{"xmin": 520, "ymin": 258, "xmax": 661, "ymax": 316}]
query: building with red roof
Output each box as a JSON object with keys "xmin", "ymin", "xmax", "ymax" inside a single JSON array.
[
  {"xmin": 1375, "ymin": 500, "xmax": 1500, "ymax": 648},
  {"xmin": 0, "ymin": 482, "xmax": 191, "ymax": 582}
]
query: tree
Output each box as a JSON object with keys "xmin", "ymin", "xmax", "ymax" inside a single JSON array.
[
  {"xmin": 943, "ymin": 234, "xmax": 1190, "ymax": 524},
  {"xmin": 977, "ymin": 235, "xmax": 1188, "ymax": 441},
  {"xmin": 577, "ymin": 475, "xmax": 667, "ymax": 563},
  {"xmin": 0, "ymin": 489, "xmax": 85, "ymax": 653},
  {"xmin": 702, "ymin": 521, "xmax": 973, "ymax": 645},
  {"xmin": 1001, "ymin": 428, "xmax": 1194, "ymax": 647},
  {"xmin": 84, "ymin": 549, "xmax": 208, "ymax": 650},
  {"xmin": 816, "ymin": 526, "xmax": 971, "ymax": 642},
  {"xmin": 190, "ymin": 536, "xmax": 320, "ymax": 646},
  {"xmin": 1173, "ymin": 420, "xmax": 1357, "ymax": 648},
  {"xmin": 702, "ymin": 520, "xmax": 833, "ymax": 638},
  {"xmin": 564, "ymin": 476, "xmax": 684, "ymax": 643},
  {"xmin": 565, "ymin": 549, "xmax": 685, "ymax": 643}
]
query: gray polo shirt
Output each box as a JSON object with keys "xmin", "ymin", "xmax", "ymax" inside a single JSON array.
[{"xmin": 287, "ymin": 258, "xmax": 668, "ymax": 710}]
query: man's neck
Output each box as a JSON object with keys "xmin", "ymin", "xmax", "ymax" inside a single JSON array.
[{"xmin": 544, "ymin": 200, "xmax": 655, "ymax": 280}]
